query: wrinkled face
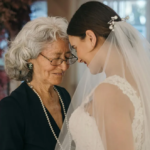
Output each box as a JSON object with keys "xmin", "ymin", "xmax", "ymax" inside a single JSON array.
[{"xmin": 31, "ymin": 38, "xmax": 70, "ymax": 85}]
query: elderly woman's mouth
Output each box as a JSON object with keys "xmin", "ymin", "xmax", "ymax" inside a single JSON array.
[{"xmin": 53, "ymin": 73, "xmax": 64, "ymax": 76}]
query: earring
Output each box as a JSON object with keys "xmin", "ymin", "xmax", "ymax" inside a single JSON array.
[{"xmin": 27, "ymin": 63, "xmax": 33, "ymax": 70}]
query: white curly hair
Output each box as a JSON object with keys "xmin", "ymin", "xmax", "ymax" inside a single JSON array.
[{"xmin": 5, "ymin": 16, "xmax": 68, "ymax": 81}]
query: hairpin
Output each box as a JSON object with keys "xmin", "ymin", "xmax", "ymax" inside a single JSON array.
[
  {"xmin": 108, "ymin": 15, "xmax": 118, "ymax": 31},
  {"xmin": 121, "ymin": 16, "xmax": 129, "ymax": 22},
  {"xmin": 108, "ymin": 15, "xmax": 130, "ymax": 31}
]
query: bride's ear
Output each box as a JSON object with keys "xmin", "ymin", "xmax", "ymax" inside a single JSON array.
[{"xmin": 85, "ymin": 30, "xmax": 97, "ymax": 49}]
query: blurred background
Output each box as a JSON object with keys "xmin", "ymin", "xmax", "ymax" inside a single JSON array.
[{"xmin": 0, "ymin": 0, "xmax": 150, "ymax": 99}]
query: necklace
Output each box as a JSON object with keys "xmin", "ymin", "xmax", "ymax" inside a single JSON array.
[{"xmin": 28, "ymin": 83, "xmax": 71, "ymax": 150}]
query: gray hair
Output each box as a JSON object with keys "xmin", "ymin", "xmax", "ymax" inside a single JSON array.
[{"xmin": 5, "ymin": 17, "xmax": 68, "ymax": 81}]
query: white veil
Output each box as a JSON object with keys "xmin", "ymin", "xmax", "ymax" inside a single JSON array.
[{"xmin": 55, "ymin": 19, "xmax": 150, "ymax": 150}]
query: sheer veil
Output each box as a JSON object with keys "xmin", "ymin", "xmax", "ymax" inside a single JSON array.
[{"xmin": 55, "ymin": 19, "xmax": 150, "ymax": 150}]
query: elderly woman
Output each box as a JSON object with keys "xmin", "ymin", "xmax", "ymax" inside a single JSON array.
[{"xmin": 0, "ymin": 17, "xmax": 77, "ymax": 150}]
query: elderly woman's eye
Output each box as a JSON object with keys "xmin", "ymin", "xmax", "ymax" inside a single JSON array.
[{"xmin": 65, "ymin": 53, "xmax": 72, "ymax": 58}]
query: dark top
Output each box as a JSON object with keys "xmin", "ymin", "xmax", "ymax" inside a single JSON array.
[{"xmin": 0, "ymin": 82, "xmax": 71, "ymax": 150}]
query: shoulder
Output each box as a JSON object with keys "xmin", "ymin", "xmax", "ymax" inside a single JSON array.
[
  {"xmin": 95, "ymin": 82, "xmax": 119, "ymax": 96},
  {"xmin": 0, "ymin": 95, "xmax": 19, "ymax": 109},
  {"xmin": 0, "ymin": 82, "xmax": 29, "ymax": 125},
  {"xmin": 0, "ymin": 81, "xmax": 30, "ymax": 114},
  {"xmin": 94, "ymin": 83, "xmax": 132, "ymax": 114},
  {"xmin": 0, "ymin": 92, "xmax": 24, "ymax": 110},
  {"xmin": 94, "ymin": 82, "xmax": 124, "ymax": 100},
  {"xmin": 0, "ymin": 96, "xmax": 24, "ymax": 123},
  {"xmin": 10, "ymin": 81, "xmax": 28, "ymax": 98}
]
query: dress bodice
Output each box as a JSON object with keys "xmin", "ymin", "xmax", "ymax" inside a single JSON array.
[{"xmin": 69, "ymin": 75, "xmax": 144, "ymax": 150}]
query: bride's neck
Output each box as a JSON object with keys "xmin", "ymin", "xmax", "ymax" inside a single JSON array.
[{"xmin": 104, "ymin": 59, "xmax": 139, "ymax": 94}]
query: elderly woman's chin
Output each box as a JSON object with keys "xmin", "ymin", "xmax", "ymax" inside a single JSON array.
[{"xmin": 50, "ymin": 74, "xmax": 64, "ymax": 85}]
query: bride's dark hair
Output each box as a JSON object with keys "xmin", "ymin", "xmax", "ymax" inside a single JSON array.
[{"xmin": 67, "ymin": 1, "xmax": 121, "ymax": 39}]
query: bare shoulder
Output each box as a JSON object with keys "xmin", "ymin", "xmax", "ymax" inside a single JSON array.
[
  {"xmin": 94, "ymin": 82, "xmax": 119, "ymax": 97},
  {"xmin": 94, "ymin": 83, "xmax": 134, "ymax": 115},
  {"xmin": 94, "ymin": 82, "xmax": 125, "ymax": 100}
]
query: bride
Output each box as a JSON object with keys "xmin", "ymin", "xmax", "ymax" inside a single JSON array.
[{"xmin": 55, "ymin": 1, "xmax": 150, "ymax": 150}]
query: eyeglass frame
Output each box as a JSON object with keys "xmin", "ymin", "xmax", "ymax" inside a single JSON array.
[{"xmin": 39, "ymin": 53, "xmax": 78, "ymax": 66}]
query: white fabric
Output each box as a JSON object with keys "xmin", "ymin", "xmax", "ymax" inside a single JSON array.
[{"xmin": 69, "ymin": 75, "xmax": 144, "ymax": 150}]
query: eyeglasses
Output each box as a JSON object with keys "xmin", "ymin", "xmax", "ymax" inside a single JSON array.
[
  {"xmin": 69, "ymin": 43, "xmax": 77, "ymax": 57},
  {"xmin": 40, "ymin": 53, "xmax": 78, "ymax": 66}
]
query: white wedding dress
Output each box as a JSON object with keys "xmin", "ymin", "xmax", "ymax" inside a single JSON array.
[{"xmin": 69, "ymin": 75, "xmax": 144, "ymax": 150}]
